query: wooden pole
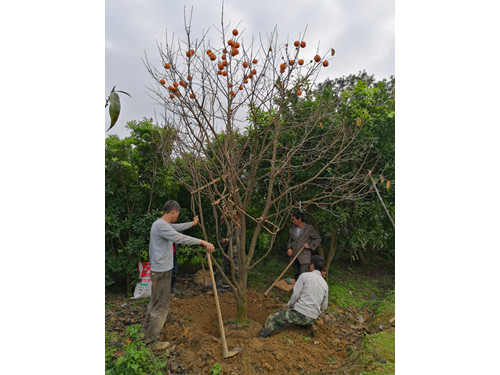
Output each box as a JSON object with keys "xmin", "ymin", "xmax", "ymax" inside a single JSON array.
[
  {"xmin": 264, "ymin": 246, "xmax": 305, "ymax": 296},
  {"xmin": 206, "ymin": 253, "xmax": 242, "ymax": 358}
]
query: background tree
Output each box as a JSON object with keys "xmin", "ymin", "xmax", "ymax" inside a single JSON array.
[
  {"xmin": 311, "ymin": 72, "xmax": 395, "ymax": 278},
  {"xmin": 105, "ymin": 118, "xmax": 179, "ymax": 294},
  {"xmin": 144, "ymin": 13, "xmax": 372, "ymax": 321}
]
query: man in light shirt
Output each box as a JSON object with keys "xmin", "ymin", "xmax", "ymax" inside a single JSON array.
[
  {"xmin": 142, "ymin": 200, "xmax": 215, "ymax": 350},
  {"xmin": 258, "ymin": 255, "xmax": 329, "ymax": 338}
]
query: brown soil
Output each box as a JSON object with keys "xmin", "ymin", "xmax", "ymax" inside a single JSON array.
[{"xmin": 106, "ymin": 274, "xmax": 379, "ymax": 374}]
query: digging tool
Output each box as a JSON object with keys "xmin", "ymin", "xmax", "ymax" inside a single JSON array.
[
  {"xmin": 264, "ymin": 245, "xmax": 305, "ymax": 296},
  {"xmin": 206, "ymin": 252, "xmax": 243, "ymax": 359}
]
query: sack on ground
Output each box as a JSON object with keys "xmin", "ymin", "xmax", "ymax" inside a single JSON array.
[
  {"xmin": 193, "ymin": 269, "xmax": 211, "ymax": 285},
  {"xmin": 132, "ymin": 262, "xmax": 151, "ymax": 299}
]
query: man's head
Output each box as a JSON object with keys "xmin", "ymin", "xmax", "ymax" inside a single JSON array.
[
  {"xmin": 292, "ymin": 211, "xmax": 305, "ymax": 227},
  {"xmin": 309, "ymin": 255, "xmax": 325, "ymax": 272},
  {"xmin": 163, "ymin": 200, "xmax": 181, "ymax": 222}
]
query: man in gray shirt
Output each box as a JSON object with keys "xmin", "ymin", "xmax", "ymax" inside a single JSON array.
[
  {"xmin": 258, "ymin": 255, "xmax": 329, "ymax": 338},
  {"xmin": 142, "ymin": 200, "xmax": 215, "ymax": 350}
]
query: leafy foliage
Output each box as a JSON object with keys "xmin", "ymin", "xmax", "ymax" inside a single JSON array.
[
  {"xmin": 310, "ymin": 72, "xmax": 395, "ymax": 267},
  {"xmin": 105, "ymin": 324, "xmax": 166, "ymax": 375},
  {"xmin": 105, "ymin": 119, "xmax": 181, "ymax": 293}
]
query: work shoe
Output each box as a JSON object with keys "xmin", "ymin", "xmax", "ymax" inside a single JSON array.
[
  {"xmin": 257, "ymin": 327, "xmax": 272, "ymax": 338},
  {"xmin": 151, "ymin": 341, "xmax": 169, "ymax": 351},
  {"xmin": 307, "ymin": 324, "xmax": 319, "ymax": 337}
]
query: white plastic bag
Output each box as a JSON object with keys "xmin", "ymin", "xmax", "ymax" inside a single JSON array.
[{"xmin": 132, "ymin": 262, "xmax": 151, "ymax": 299}]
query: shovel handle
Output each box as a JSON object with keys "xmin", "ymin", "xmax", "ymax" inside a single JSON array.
[
  {"xmin": 264, "ymin": 246, "xmax": 305, "ymax": 296},
  {"xmin": 206, "ymin": 252, "xmax": 230, "ymax": 356}
]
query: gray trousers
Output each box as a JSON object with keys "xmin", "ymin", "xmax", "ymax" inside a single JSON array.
[
  {"xmin": 292, "ymin": 259, "xmax": 309, "ymax": 281},
  {"xmin": 141, "ymin": 269, "xmax": 172, "ymax": 345}
]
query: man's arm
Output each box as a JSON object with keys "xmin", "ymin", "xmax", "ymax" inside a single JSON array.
[
  {"xmin": 158, "ymin": 222, "xmax": 201, "ymax": 246},
  {"xmin": 158, "ymin": 222, "xmax": 214, "ymax": 253},
  {"xmin": 169, "ymin": 222, "xmax": 194, "ymax": 232},
  {"xmin": 170, "ymin": 215, "xmax": 200, "ymax": 232}
]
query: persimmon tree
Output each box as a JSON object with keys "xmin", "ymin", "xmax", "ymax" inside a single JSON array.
[{"xmin": 144, "ymin": 11, "xmax": 371, "ymax": 321}]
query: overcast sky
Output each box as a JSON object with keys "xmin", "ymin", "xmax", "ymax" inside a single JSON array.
[{"xmin": 105, "ymin": 0, "xmax": 394, "ymax": 138}]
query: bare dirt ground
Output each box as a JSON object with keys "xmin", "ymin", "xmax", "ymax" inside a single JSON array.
[{"xmin": 106, "ymin": 271, "xmax": 392, "ymax": 374}]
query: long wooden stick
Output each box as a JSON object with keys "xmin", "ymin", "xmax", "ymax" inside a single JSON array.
[
  {"xmin": 368, "ymin": 170, "xmax": 395, "ymax": 229},
  {"xmin": 264, "ymin": 246, "xmax": 305, "ymax": 296},
  {"xmin": 206, "ymin": 252, "xmax": 231, "ymax": 357}
]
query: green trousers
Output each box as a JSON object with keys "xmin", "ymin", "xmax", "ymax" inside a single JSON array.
[{"xmin": 264, "ymin": 309, "xmax": 316, "ymax": 333}]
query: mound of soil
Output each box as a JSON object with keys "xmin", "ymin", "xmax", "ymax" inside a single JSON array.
[{"xmin": 106, "ymin": 273, "xmax": 381, "ymax": 374}]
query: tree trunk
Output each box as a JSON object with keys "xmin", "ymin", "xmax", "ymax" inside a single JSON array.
[
  {"xmin": 126, "ymin": 274, "xmax": 131, "ymax": 297},
  {"xmin": 310, "ymin": 216, "xmax": 324, "ymax": 257},
  {"xmin": 324, "ymin": 227, "xmax": 338, "ymax": 283},
  {"xmin": 236, "ymin": 291, "xmax": 247, "ymax": 323},
  {"xmin": 357, "ymin": 248, "xmax": 366, "ymax": 265}
]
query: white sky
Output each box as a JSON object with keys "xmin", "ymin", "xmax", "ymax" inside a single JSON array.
[{"xmin": 105, "ymin": 0, "xmax": 395, "ymax": 138}]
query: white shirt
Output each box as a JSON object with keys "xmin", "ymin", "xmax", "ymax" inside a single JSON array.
[{"xmin": 288, "ymin": 270, "xmax": 329, "ymax": 319}]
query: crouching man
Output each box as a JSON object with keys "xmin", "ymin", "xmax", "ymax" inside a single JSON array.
[{"xmin": 258, "ymin": 255, "xmax": 328, "ymax": 338}]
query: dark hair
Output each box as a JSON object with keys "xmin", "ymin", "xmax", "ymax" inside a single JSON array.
[
  {"xmin": 163, "ymin": 200, "xmax": 181, "ymax": 214},
  {"xmin": 292, "ymin": 211, "xmax": 305, "ymax": 222},
  {"xmin": 310, "ymin": 255, "xmax": 325, "ymax": 272}
]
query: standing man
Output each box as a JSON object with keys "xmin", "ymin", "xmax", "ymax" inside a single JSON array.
[
  {"xmin": 258, "ymin": 255, "xmax": 329, "ymax": 338},
  {"xmin": 142, "ymin": 200, "xmax": 215, "ymax": 350},
  {"xmin": 286, "ymin": 212, "xmax": 321, "ymax": 281}
]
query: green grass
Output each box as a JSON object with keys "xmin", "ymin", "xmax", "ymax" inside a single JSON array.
[
  {"xmin": 354, "ymin": 329, "xmax": 395, "ymax": 374},
  {"xmin": 327, "ymin": 269, "xmax": 394, "ymax": 311},
  {"xmin": 351, "ymin": 292, "xmax": 395, "ymax": 374},
  {"xmin": 247, "ymin": 258, "xmax": 286, "ymax": 289}
]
